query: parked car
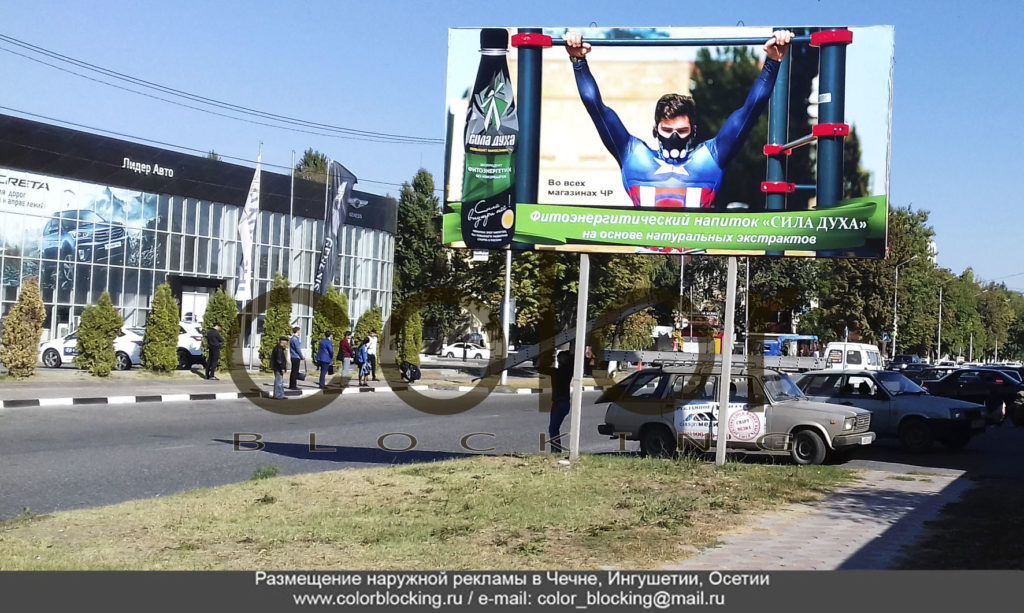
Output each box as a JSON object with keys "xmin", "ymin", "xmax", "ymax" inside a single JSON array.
[
  {"xmin": 920, "ymin": 368, "xmax": 1024, "ymax": 426},
  {"xmin": 440, "ymin": 342, "xmax": 489, "ymax": 360},
  {"xmin": 178, "ymin": 322, "xmax": 205, "ymax": 369},
  {"xmin": 887, "ymin": 354, "xmax": 923, "ymax": 371},
  {"xmin": 909, "ymin": 366, "xmax": 961, "ymax": 385},
  {"xmin": 596, "ymin": 366, "xmax": 875, "ymax": 465},
  {"xmin": 796, "ymin": 369, "xmax": 987, "ymax": 451},
  {"xmin": 39, "ymin": 326, "xmax": 144, "ymax": 371}
]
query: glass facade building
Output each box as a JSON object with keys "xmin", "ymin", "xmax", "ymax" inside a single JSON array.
[{"xmin": 0, "ymin": 114, "xmax": 396, "ymax": 346}]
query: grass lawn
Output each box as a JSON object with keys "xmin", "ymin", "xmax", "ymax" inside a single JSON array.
[{"xmin": 0, "ymin": 454, "xmax": 853, "ymax": 570}]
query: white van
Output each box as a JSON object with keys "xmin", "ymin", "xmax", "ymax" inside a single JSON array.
[{"xmin": 823, "ymin": 342, "xmax": 883, "ymax": 371}]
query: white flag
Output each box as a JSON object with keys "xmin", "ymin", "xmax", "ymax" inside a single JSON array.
[{"xmin": 235, "ymin": 154, "xmax": 261, "ymax": 301}]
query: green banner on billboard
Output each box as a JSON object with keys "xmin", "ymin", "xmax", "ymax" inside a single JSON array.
[{"xmin": 444, "ymin": 197, "xmax": 886, "ymax": 254}]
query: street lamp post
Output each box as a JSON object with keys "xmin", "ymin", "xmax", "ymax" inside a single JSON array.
[
  {"xmin": 892, "ymin": 255, "xmax": 918, "ymax": 358},
  {"xmin": 937, "ymin": 285, "xmax": 943, "ymax": 362}
]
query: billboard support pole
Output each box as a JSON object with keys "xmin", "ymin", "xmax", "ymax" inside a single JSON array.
[
  {"xmin": 715, "ymin": 256, "xmax": 739, "ymax": 467},
  {"xmin": 501, "ymin": 248, "xmax": 512, "ymax": 386},
  {"xmin": 569, "ymin": 253, "xmax": 589, "ymax": 462}
]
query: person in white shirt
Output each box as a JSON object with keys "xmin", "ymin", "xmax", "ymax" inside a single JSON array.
[{"xmin": 367, "ymin": 330, "xmax": 379, "ymax": 381}]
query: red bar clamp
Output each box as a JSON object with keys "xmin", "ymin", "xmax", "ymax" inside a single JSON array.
[
  {"xmin": 763, "ymin": 144, "xmax": 792, "ymax": 156},
  {"xmin": 812, "ymin": 123, "xmax": 850, "ymax": 137},
  {"xmin": 810, "ymin": 29, "xmax": 853, "ymax": 47},
  {"xmin": 761, "ymin": 182, "xmax": 796, "ymax": 193},
  {"xmin": 511, "ymin": 33, "xmax": 553, "ymax": 48}
]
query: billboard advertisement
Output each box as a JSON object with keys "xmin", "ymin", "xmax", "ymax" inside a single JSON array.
[{"xmin": 443, "ymin": 26, "xmax": 894, "ymax": 257}]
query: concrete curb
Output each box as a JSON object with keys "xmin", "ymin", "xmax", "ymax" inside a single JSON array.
[{"xmin": 0, "ymin": 384, "xmax": 606, "ymax": 408}]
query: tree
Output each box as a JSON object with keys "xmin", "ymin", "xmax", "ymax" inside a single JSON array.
[
  {"xmin": 295, "ymin": 148, "xmax": 328, "ymax": 184},
  {"xmin": 73, "ymin": 291, "xmax": 122, "ymax": 376},
  {"xmin": 201, "ymin": 288, "xmax": 239, "ymax": 370},
  {"xmin": 393, "ymin": 169, "xmax": 445, "ymax": 305},
  {"xmin": 0, "ymin": 276, "xmax": 46, "ymax": 378},
  {"xmin": 259, "ymin": 273, "xmax": 293, "ymax": 371},
  {"xmin": 142, "ymin": 283, "xmax": 180, "ymax": 372},
  {"xmin": 353, "ymin": 305, "xmax": 383, "ymax": 347},
  {"xmin": 397, "ymin": 310, "xmax": 423, "ymax": 366},
  {"xmin": 312, "ymin": 286, "xmax": 349, "ymax": 363}
]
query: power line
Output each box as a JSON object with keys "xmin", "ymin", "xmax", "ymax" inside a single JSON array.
[
  {"xmin": 0, "ymin": 33, "xmax": 444, "ymax": 145},
  {"xmin": 0, "ymin": 105, "xmax": 443, "ymax": 194}
]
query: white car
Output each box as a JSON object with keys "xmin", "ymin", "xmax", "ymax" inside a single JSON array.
[
  {"xmin": 178, "ymin": 322, "xmax": 205, "ymax": 369},
  {"xmin": 440, "ymin": 342, "xmax": 489, "ymax": 360},
  {"xmin": 39, "ymin": 327, "xmax": 144, "ymax": 371}
]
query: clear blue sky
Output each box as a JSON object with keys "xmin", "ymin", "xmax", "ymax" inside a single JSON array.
[{"xmin": 2, "ymin": 0, "xmax": 1019, "ymax": 288}]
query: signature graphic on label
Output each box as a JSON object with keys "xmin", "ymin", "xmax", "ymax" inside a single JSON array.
[{"xmin": 466, "ymin": 200, "xmax": 508, "ymax": 228}]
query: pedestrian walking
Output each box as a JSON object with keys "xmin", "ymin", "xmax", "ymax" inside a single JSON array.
[
  {"xmin": 548, "ymin": 351, "xmax": 574, "ymax": 453},
  {"xmin": 340, "ymin": 330, "xmax": 354, "ymax": 383},
  {"xmin": 205, "ymin": 323, "xmax": 223, "ymax": 380},
  {"xmin": 316, "ymin": 331, "xmax": 334, "ymax": 389},
  {"xmin": 358, "ymin": 338, "xmax": 371, "ymax": 387},
  {"xmin": 288, "ymin": 326, "xmax": 303, "ymax": 390},
  {"xmin": 367, "ymin": 330, "xmax": 379, "ymax": 381},
  {"xmin": 271, "ymin": 336, "xmax": 289, "ymax": 399}
]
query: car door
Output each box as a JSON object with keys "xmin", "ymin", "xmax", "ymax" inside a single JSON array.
[
  {"xmin": 955, "ymin": 371, "xmax": 987, "ymax": 404},
  {"xmin": 843, "ymin": 374, "xmax": 895, "ymax": 435}
]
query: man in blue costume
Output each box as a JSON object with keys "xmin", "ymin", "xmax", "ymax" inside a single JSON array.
[{"xmin": 563, "ymin": 30, "xmax": 794, "ymax": 210}]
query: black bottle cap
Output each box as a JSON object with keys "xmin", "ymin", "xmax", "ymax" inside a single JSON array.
[{"xmin": 480, "ymin": 28, "xmax": 508, "ymax": 50}]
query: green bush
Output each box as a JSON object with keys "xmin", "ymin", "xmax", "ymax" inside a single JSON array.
[
  {"xmin": 397, "ymin": 310, "xmax": 423, "ymax": 367},
  {"xmin": 73, "ymin": 291, "xmax": 122, "ymax": 376},
  {"xmin": 201, "ymin": 288, "xmax": 239, "ymax": 370},
  {"xmin": 0, "ymin": 276, "xmax": 46, "ymax": 378},
  {"xmin": 312, "ymin": 286, "xmax": 349, "ymax": 364},
  {"xmin": 259, "ymin": 273, "xmax": 292, "ymax": 371},
  {"xmin": 142, "ymin": 282, "xmax": 180, "ymax": 372},
  {"xmin": 352, "ymin": 305, "xmax": 383, "ymax": 348}
]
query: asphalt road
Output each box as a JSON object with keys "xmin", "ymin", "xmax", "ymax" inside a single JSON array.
[
  {"xmin": 3, "ymin": 388, "xmax": 1022, "ymax": 521},
  {"xmin": 0, "ymin": 390, "xmax": 613, "ymax": 520}
]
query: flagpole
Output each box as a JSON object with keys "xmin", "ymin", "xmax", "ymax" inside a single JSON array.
[{"xmin": 248, "ymin": 142, "xmax": 262, "ymax": 371}]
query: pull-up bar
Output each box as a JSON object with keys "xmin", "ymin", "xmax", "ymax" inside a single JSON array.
[{"xmin": 512, "ymin": 30, "xmax": 851, "ymax": 49}]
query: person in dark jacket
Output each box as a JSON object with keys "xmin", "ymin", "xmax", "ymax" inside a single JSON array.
[
  {"xmin": 271, "ymin": 336, "xmax": 289, "ymax": 399},
  {"xmin": 288, "ymin": 326, "xmax": 303, "ymax": 390},
  {"xmin": 340, "ymin": 330, "xmax": 354, "ymax": 382},
  {"xmin": 316, "ymin": 331, "xmax": 335, "ymax": 389},
  {"xmin": 548, "ymin": 351, "xmax": 574, "ymax": 453},
  {"xmin": 205, "ymin": 323, "xmax": 223, "ymax": 380}
]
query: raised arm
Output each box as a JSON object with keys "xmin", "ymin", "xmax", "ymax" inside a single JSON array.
[
  {"xmin": 564, "ymin": 32, "xmax": 632, "ymax": 163},
  {"xmin": 713, "ymin": 30, "xmax": 793, "ymax": 165}
]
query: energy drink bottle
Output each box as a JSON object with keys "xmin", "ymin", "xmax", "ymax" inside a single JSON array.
[{"xmin": 461, "ymin": 28, "xmax": 518, "ymax": 249}]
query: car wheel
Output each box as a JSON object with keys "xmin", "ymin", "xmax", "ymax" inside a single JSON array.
[
  {"xmin": 115, "ymin": 351, "xmax": 132, "ymax": 371},
  {"xmin": 474, "ymin": 354, "xmax": 483, "ymax": 359},
  {"xmin": 985, "ymin": 396, "xmax": 1006, "ymax": 425},
  {"xmin": 177, "ymin": 349, "xmax": 191, "ymax": 370},
  {"xmin": 939, "ymin": 431, "xmax": 971, "ymax": 451},
  {"xmin": 42, "ymin": 348, "xmax": 62, "ymax": 368},
  {"xmin": 898, "ymin": 418, "xmax": 934, "ymax": 452},
  {"xmin": 59, "ymin": 250, "xmax": 75, "ymax": 289},
  {"xmin": 445, "ymin": 352, "xmax": 454, "ymax": 358},
  {"xmin": 789, "ymin": 429, "xmax": 827, "ymax": 465},
  {"xmin": 639, "ymin": 424, "xmax": 677, "ymax": 458}
]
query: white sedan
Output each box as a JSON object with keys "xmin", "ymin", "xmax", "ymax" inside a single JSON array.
[
  {"xmin": 440, "ymin": 342, "xmax": 490, "ymax": 360},
  {"xmin": 39, "ymin": 327, "xmax": 144, "ymax": 370}
]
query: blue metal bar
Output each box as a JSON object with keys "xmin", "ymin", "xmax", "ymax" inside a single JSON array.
[
  {"xmin": 816, "ymin": 35, "xmax": 847, "ymax": 210},
  {"xmin": 764, "ymin": 30, "xmax": 792, "ymax": 256},
  {"xmin": 550, "ymin": 36, "xmax": 812, "ymax": 47},
  {"xmin": 515, "ymin": 27, "xmax": 543, "ymax": 206},
  {"xmin": 793, "ymin": 184, "xmax": 817, "ymax": 191},
  {"xmin": 766, "ymin": 50, "xmax": 791, "ymax": 213}
]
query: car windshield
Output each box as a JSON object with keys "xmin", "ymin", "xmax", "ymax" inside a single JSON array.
[
  {"xmin": 876, "ymin": 370, "xmax": 926, "ymax": 395},
  {"xmin": 762, "ymin": 372, "xmax": 803, "ymax": 401}
]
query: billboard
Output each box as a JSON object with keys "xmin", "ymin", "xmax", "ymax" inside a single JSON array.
[{"xmin": 442, "ymin": 26, "xmax": 894, "ymax": 257}]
